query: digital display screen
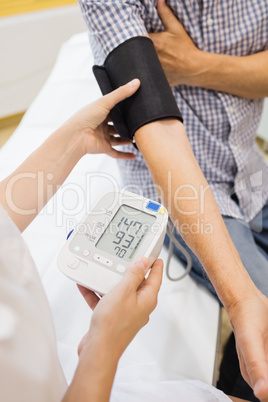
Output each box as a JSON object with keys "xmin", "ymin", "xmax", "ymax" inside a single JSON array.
[{"xmin": 96, "ymin": 205, "xmax": 156, "ymax": 261}]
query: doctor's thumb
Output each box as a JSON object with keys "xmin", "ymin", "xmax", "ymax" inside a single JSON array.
[{"xmin": 121, "ymin": 257, "xmax": 150, "ymax": 290}]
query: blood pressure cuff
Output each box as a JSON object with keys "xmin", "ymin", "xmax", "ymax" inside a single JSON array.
[{"xmin": 93, "ymin": 36, "xmax": 183, "ymax": 142}]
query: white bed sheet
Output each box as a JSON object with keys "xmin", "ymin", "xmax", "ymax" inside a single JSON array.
[{"xmin": 0, "ymin": 33, "xmax": 220, "ymax": 386}]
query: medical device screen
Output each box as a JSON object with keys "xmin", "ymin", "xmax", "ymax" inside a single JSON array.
[{"xmin": 96, "ymin": 205, "xmax": 156, "ymax": 261}]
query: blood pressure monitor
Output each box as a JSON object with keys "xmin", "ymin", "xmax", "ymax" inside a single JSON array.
[{"xmin": 57, "ymin": 190, "xmax": 168, "ymax": 295}]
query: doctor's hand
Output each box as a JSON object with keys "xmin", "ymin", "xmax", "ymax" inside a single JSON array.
[
  {"xmin": 149, "ymin": 0, "xmax": 201, "ymax": 86},
  {"xmin": 228, "ymin": 289, "xmax": 268, "ymax": 402},
  {"xmin": 77, "ymin": 257, "xmax": 163, "ymax": 360},
  {"xmin": 63, "ymin": 258, "xmax": 162, "ymax": 402},
  {"xmin": 61, "ymin": 79, "xmax": 140, "ymax": 159}
]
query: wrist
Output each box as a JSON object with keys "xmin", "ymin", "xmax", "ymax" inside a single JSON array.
[
  {"xmin": 67, "ymin": 332, "xmax": 119, "ymax": 402},
  {"xmin": 227, "ymin": 279, "xmax": 259, "ymax": 311},
  {"xmin": 186, "ymin": 51, "xmax": 237, "ymax": 93},
  {"xmin": 182, "ymin": 49, "xmax": 204, "ymax": 86},
  {"xmin": 212, "ymin": 258, "xmax": 258, "ymax": 314},
  {"xmin": 54, "ymin": 123, "xmax": 86, "ymax": 161},
  {"xmin": 79, "ymin": 329, "xmax": 122, "ymax": 366},
  {"xmin": 226, "ymin": 281, "xmax": 266, "ymax": 333},
  {"xmin": 183, "ymin": 49, "xmax": 213, "ymax": 87}
]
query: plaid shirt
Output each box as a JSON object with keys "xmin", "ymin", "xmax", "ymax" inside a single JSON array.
[{"xmin": 78, "ymin": 0, "xmax": 268, "ymax": 221}]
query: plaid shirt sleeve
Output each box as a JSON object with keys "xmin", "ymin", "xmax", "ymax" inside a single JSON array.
[{"xmin": 77, "ymin": 0, "xmax": 148, "ymax": 64}]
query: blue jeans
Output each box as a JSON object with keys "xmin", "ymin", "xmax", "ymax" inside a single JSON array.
[{"xmin": 164, "ymin": 201, "xmax": 268, "ymax": 302}]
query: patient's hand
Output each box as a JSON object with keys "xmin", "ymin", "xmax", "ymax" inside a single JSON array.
[
  {"xmin": 149, "ymin": 0, "xmax": 200, "ymax": 87},
  {"xmin": 77, "ymin": 257, "xmax": 163, "ymax": 360},
  {"xmin": 61, "ymin": 78, "xmax": 140, "ymax": 159},
  {"xmin": 228, "ymin": 289, "xmax": 268, "ymax": 401}
]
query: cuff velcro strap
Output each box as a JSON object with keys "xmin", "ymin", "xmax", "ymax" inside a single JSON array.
[{"xmin": 93, "ymin": 36, "xmax": 183, "ymax": 141}]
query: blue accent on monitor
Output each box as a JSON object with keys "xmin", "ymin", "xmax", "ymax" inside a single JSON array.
[
  {"xmin": 146, "ymin": 201, "xmax": 160, "ymax": 212},
  {"xmin": 66, "ymin": 229, "xmax": 74, "ymax": 240}
]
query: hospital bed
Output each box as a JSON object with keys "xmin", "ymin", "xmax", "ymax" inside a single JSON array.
[{"xmin": 0, "ymin": 33, "xmax": 220, "ymax": 386}]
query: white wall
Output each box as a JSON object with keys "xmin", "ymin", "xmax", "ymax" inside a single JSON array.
[{"xmin": 0, "ymin": 5, "xmax": 86, "ymax": 118}]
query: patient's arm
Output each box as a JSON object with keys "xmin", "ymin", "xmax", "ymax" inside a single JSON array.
[
  {"xmin": 135, "ymin": 119, "xmax": 251, "ymax": 309},
  {"xmin": 135, "ymin": 120, "xmax": 268, "ymax": 401},
  {"xmin": 0, "ymin": 80, "xmax": 139, "ymax": 232}
]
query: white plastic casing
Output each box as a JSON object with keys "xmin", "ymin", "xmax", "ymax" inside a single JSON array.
[{"xmin": 57, "ymin": 190, "xmax": 168, "ymax": 295}]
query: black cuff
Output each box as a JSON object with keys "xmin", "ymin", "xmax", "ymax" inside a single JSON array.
[{"xmin": 93, "ymin": 36, "xmax": 183, "ymax": 141}]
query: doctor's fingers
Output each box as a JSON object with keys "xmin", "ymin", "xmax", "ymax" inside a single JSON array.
[
  {"xmin": 106, "ymin": 147, "xmax": 136, "ymax": 160},
  {"xmin": 118, "ymin": 257, "xmax": 150, "ymax": 294},
  {"xmin": 77, "ymin": 284, "xmax": 101, "ymax": 310},
  {"xmin": 100, "ymin": 79, "xmax": 140, "ymax": 113},
  {"xmin": 137, "ymin": 259, "xmax": 163, "ymax": 310},
  {"xmin": 109, "ymin": 135, "xmax": 134, "ymax": 147}
]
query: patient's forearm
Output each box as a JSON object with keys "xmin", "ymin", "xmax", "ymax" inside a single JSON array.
[
  {"xmin": 135, "ymin": 120, "xmax": 256, "ymax": 310},
  {"xmin": 0, "ymin": 126, "xmax": 84, "ymax": 231}
]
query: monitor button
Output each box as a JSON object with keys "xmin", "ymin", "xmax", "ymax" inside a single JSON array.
[
  {"xmin": 94, "ymin": 254, "xmax": 113, "ymax": 267},
  {"xmin": 82, "ymin": 250, "xmax": 90, "ymax": 257},
  {"xmin": 146, "ymin": 201, "xmax": 160, "ymax": 212},
  {"xmin": 93, "ymin": 254, "xmax": 102, "ymax": 263},
  {"xmin": 116, "ymin": 264, "xmax": 126, "ymax": 273},
  {"xmin": 68, "ymin": 257, "xmax": 80, "ymax": 269},
  {"xmin": 104, "ymin": 259, "xmax": 113, "ymax": 267}
]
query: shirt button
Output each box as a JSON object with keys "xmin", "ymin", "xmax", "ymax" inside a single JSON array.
[{"xmin": 207, "ymin": 18, "xmax": 214, "ymax": 26}]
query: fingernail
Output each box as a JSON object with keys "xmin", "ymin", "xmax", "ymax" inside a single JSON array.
[
  {"xmin": 131, "ymin": 257, "xmax": 149, "ymax": 270},
  {"xmin": 128, "ymin": 78, "xmax": 140, "ymax": 88},
  {"xmin": 254, "ymin": 379, "xmax": 264, "ymax": 396}
]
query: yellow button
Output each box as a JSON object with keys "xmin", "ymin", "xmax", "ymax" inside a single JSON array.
[{"xmin": 158, "ymin": 207, "xmax": 166, "ymax": 214}]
